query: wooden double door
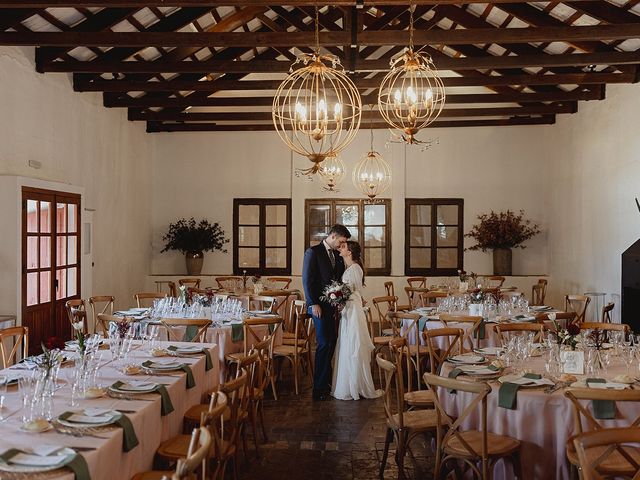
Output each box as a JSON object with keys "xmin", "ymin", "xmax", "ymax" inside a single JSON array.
[{"xmin": 22, "ymin": 187, "xmax": 81, "ymax": 352}]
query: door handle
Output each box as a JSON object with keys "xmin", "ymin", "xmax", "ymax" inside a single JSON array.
[{"xmin": 54, "ymin": 279, "xmax": 59, "ymax": 291}]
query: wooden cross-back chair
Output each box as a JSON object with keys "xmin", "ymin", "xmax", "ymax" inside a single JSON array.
[
  {"xmin": 404, "ymin": 287, "xmax": 430, "ymax": 310},
  {"xmin": 565, "ymin": 295, "xmax": 591, "ymax": 324},
  {"xmin": 406, "ymin": 277, "xmax": 427, "ymax": 289},
  {"xmin": 387, "ymin": 312, "xmax": 430, "ymax": 391},
  {"xmin": 65, "ymin": 299, "xmax": 87, "ymax": 335},
  {"xmin": 579, "ymin": 322, "xmax": 629, "ymax": 335},
  {"xmin": 535, "ymin": 311, "xmax": 577, "ymax": 325},
  {"xmin": 601, "ymin": 302, "xmax": 615, "ymax": 323},
  {"xmin": 160, "ymin": 318, "xmax": 212, "ymax": 343},
  {"xmin": 264, "ymin": 277, "xmax": 291, "ymax": 289},
  {"xmin": 178, "ymin": 278, "xmax": 201, "ymax": 289},
  {"xmin": 423, "ymin": 372, "xmax": 522, "ymax": 479},
  {"xmin": 438, "ymin": 314, "xmax": 484, "ymax": 351},
  {"xmin": 96, "ymin": 314, "xmax": 134, "ymax": 339},
  {"xmin": 531, "ymin": 283, "xmax": 545, "ymax": 306},
  {"xmin": 573, "ymin": 427, "xmax": 640, "ymax": 480},
  {"xmin": 487, "ymin": 275, "xmax": 506, "ymax": 288},
  {"xmin": 564, "ymin": 388, "xmax": 640, "ymax": 479},
  {"xmin": 384, "ymin": 281, "xmax": 395, "ymax": 297},
  {"xmin": 134, "ymin": 292, "xmax": 167, "ymax": 308},
  {"xmin": 215, "ymin": 276, "xmax": 242, "ymax": 290},
  {"xmin": 273, "ymin": 304, "xmax": 314, "ymax": 395},
  {"xmin": 0, "ymin": 326, "xmax": 28, "ymax": 369},
  {"xmin": 372, "ymin": 295, "xmax": 398, "ymax": 337},
  {"xmin": 423, "ymin": 327, "xmax": 464, "ymax": 375},
  {"xmin": 364, "ymin": 306, "xmax": 391, "ymax": 391},
  {"xmin": 247, "ymin": 295, "xmax": 276, "ymax": 314},
  {"xmin": 88, "ymin": 295, "xmax": 114, "ymax": 335},
  {"xmin": 494, "ymin": 323, "xmax": 545, "ymax": 346},
  {"xmin": 376, "ymin": 351, "xmax": 438, "ymax": 479},
  {"xmin": 419, "ymin": 290, "xmax": 448, "ymax": 307},
  {"xmin": 252, "ymin": 338, "xmax": 275, "ymax": 445}
]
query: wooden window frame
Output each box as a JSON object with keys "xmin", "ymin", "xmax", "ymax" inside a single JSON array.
[
  {"xmin": 405, "ymin": 198, "xmax": 464, "ymax": 276},
  {"xmin": 304, "ymin": 199, "xmax": 392, "ymax": 276},
  {"xmin": 233, "ymin": 198, "xmax": 292, "ymax": 275}
]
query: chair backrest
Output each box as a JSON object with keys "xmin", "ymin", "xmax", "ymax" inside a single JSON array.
[
  {"xmin": 285, "ymin": 299, "xmax": 306, "ymax": 334},
  {"xmin": 565, "ymin": 295, "xmax": 591, "ymax": 324},
  {"xmin": 494, "ymin": 323, "xmax": 545, "ymax": 346},
  {"xmin": 438, "ymin": 314, "xmax": 484, "ymax": 351},
  {"xmin": 538, "ymin": 278, "xmax": 548, "ymax": 298},
  {"xmin": 419, "ymin": 290, "xmax": 448, "ymax": 307},
  {"xmin": 248, "ymin": 295, "xmax": 276, "ymax": 313},
  {"xmin": 134, "ymin": 292, "xmax": 167, "ymax": 308},
  {"xmin": 535, "ymin": 311, "xmax": 577, "ymax": 325},
  {"xmin": 565, "ymin": 388, "xmax": 640, "ymax": 435},
  {"xmin": 171, "ymin": 426, "xmax": 214, "ymax": 480},
  {"xmin": 406, "ymin": 276, "xmax": 427, "ymax": 288},
  {"xmin": 580, "ymin": 322, "xmax": 629, "ymax": 333},
  {"xmin": 423, "ymin": 327, "xmax": 464, "ymax": 374},
  {"xmin": 573, "ymin": 427, "xmax": 640, "ymax": 480},
  {"xmin": 218, "ymin": 370, "xmax": 248, "ymax": 456},
  {"xmin": 404, "ymin": 286, "xmax": 429, "ymax": 309},
  {"xmin": 601, "ymin": 302, "xmax": 615, "ymax": 323},
  {"xmin": 371, "ymin": 295, "xmax": 398, "ymax": 336},
  {"xmin": 242, "ymin": 317, "xmax": 282, "ymax": 355},
  {"xmin": 265, "ymin": 277, "xmax": 292, "ymax": 289},
  {"xmin": 160, "ymin": 318, "xmax": 212, "ymax": 343},
  {"xmin": 65, "ymin": 299, "xmax": 87, "ymax": 334},
  {"xmin": 500, "ymin": 291, "xmax": 523, "ymax": 300},
  {"xmin": 178, "ymin": 278, "xmax": 201, "ymax": 289},
  {"xmin": 376, "ymin": 352, "xmax": 407, "ymax": 430},
  {"xmin": 253, "ymin": 338, "xmax": 274, "ymax": 397},
  {"xmin": 531, "ymin": 284, "xmax": 545, "ymax": 306},
  {"xmin": 487, "ymin": 275, "xmax": 506, "ymax": 288},
  {"xmin": 215, "ymin": 276, "xmax": 242, "ymax": 290},
  {"xmin": 233, "ymin": 351, "xmax": 259, "ymax": 412},
  {"xmin": 88, "ymin": 296, "xmax": 114, "ymax": 335},
  {"xmin": 168, "ymin": 281, "xmax": 177, "ymax": 298},
  {"xmin": 96, "ymin": 314, "xmax": 133, "ymax": 338},
  {"xmin": 383, "ymin": 281, "xmax": 395, "ymax": 297},
  {"xmin": 387, "ymin": 311, "xmax": 422, "ymax": 341},
  {"xmin": 0, "ymin": 326, "xmax": 28, "ymax": 369},
  {"xmin": 423, "ymin": 372, "xmax": 491, "ymax": 467}
]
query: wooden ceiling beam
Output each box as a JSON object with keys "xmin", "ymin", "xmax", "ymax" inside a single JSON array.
[
  {"xmin": 0, "ymin": 0, "xmax": 605, "ymax": 6},
  {"xmin": 5, "ymin": 23, "xmax": 640, "ymax": 47},
  {"xmin": 0, "ymin": 9, "xmax": 41, "ymax": 30},
  {"xmin": 44, "ymin": 50, "xmax": 640, "ymax": 73},
  {"xmin": 146, "ymin": 116, "xmax": 556, "ymax": 133},
  {"xmin": 74, "ymin": 71, "xmax": 635, "ymax": 92},
  {"xmin": 129, "ymin": 104, "xmax": 576, "ymax": 121},
  {"xmin": 105, "ymin": 87, "xmax": 602, "ymax": 107},
  {"xmin": 567, "ymin": 1, "xmax": 640, "ymax": 24}
]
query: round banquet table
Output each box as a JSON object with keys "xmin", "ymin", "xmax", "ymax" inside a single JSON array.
[{"xmin": 438, "ymin": 352, "xmax": 639, "ymax": 479}]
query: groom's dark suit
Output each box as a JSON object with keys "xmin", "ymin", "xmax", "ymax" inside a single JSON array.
[{"xmin": 302, "ymin": 241, "xmax": 345, "ymax": 397}]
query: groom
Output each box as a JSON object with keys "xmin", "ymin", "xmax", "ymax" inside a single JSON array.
[{"xmin": 302, "ymin": 224, "xmax": 351, "ymax": 401}]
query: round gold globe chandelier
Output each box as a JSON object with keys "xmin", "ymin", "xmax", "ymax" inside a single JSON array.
[
  {"xmin": 378, "ymin": 5, "xmax": 445, "ymax": 145},
  {"xmin": 318, "ymin": 153, "xmax": 346, "ymax": 192},
  {"xmin": 353, "ymin": 113, "xmax": 391, "ymax": 201},
  {"xmin": 272, "ymin": 7, "xmax": 361, "ymax": 176}
]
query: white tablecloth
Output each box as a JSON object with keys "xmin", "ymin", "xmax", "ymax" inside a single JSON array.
[{"xmin": 0, "ymin": 340, "xmax": 219, "ymax": 480}]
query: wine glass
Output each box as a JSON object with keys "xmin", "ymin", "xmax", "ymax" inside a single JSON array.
[{"xmin": 0, "ymin": 376, "xmax": 7, "ymax": 419}]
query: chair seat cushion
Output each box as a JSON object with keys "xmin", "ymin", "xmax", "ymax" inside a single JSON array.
[
  {"xmin": 404, "ymin": 389, "xmax": 434, "ymax": 407},
  {"xmin": 156, "ymin": 434, "xmax": 191, "ymax": 460},
  {"xmin": 273, "ymin": 345, "xmax": 306, "ymax": 356},
  {"xmin": 390, "ymin": 409, "xmax": 438, "ymax": 432},
  {"xmin": 373, "ymin": 336, "xmax": 390, "ymax": 346},
  {"xmin": 566, "ymin": 437, "xmax": 640, "ymax": 474},
  {"xmin": 406, "ymin": 344, "xmax": 429, "ymax": 355},
  {"xmin": 445, "ymin": 431, "xmax": 520, "ymax": 458}
]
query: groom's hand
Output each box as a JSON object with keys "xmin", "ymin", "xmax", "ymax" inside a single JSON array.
[{"xmin": 311, "ymin": 304, "xmax": 322, "ymax": 318}]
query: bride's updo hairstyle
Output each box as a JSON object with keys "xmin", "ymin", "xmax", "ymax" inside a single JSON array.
[{"xmin": 346, "ymin": 240, "xmax": 366, "ymax": 286}]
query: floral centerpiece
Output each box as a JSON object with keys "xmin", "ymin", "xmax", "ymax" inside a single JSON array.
[
  {"xmin": 320, "ymin": 280, "xmax": 352, "ymax": 313},
  {"xmin": 71, "ymin": 320, "xmax": 86, "ymax": 355},
  {"xmin": 191, "ymin": 287, "xmax": 216, "ymax": 307},
  {"xmin": 161, "ymin": 217, "xmax": 229, "ymax": 275},
  {"xmin": 251, "ymin": 275, "xmax": 264, "ymax": 294},
  {"xmin": 552, "ymin": 320, "xmax": 581, "ymax": 350},
  {"xmin": 465, "ymin": 210, "xmax": 541, "ymax": 276}
]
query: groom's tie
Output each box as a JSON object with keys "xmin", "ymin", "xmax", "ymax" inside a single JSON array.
[{"xmin": 328, "ymin": 249, "xmax": 336, "ymax": 269}]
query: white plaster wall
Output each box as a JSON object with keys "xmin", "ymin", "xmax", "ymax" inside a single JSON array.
[
  {"xmin": 0, "ymin": 46, "xmax": 154, "ymax": 315},
  {"xmin": 542, "ymin": 84, "xmax": 640, "ymax": 309}
]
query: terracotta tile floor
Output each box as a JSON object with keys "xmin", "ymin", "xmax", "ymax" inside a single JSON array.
[{"xmin": 236, "ymin": 372, "xmax": 435, "ymax": 480}]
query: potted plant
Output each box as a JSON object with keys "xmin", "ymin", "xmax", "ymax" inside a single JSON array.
[
  {"xmin": 161, "ymin": 218, "xmax": 229, "ymax": 275},
  {"xmin": 465, "ymin": 210, "xmax": 540, "ymax": 276}
]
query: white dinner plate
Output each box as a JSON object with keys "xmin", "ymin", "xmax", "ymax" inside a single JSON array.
[
  {"xmin": 475, "ymin": 347, "xmax": 504, "ymax": 356},
  {"xmin": 56, "ymin": 409, "xmax": 120, "ymax": 428},
  {"xmin": 247, "ymin": 309, "xmax": 271, "ymax": 315},
  {"xmin": 145, "ymin": 360, "xmax": 182, "ymax": 370},
  {"xmin": 498, "ymin": 374, "xmax": 553, "ymax": 387},
  {"xmin": 458, "ymin": 365, "xmax": 502, "ymax": 376},
  {"xmin": 0, "ymin": 447, "xmax": 76, "ymax": 473},
  {"xmin": 110, "ymin": 381, "xmax": 157, "ymax": 393},
  {"xmin": 449, "ymin": 354, "xmax": 485, "ymax": 364},
  {"xmin": 174, "ymin": 345, "xmax": 203, "ymax": 354}
]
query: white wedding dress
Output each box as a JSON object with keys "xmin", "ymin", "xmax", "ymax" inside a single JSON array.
[{"xmin": 331, "ymin": 264, "xmax": 381, "ymax": 400}]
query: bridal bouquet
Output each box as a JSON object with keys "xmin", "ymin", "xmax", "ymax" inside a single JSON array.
[{"xmin": 320, "ymin": 280, "xmax": 352, "ymax": 311}]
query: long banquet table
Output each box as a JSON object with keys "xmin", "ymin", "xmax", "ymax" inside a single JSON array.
[
  {"xmin": 439, "ymin": 351, "xmax": 638, "ymax": 479},
  {"xmin": 0, "ymin": 340, "xmax": 219, "ymax": 480}
]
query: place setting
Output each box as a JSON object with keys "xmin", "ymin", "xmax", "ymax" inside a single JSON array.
[
  {"xmin": 0, "ymin": 444, "xmax": 91, "ymax": 479},
  {"xmin": 141, "ymin": 359, "xmax": 196, "ymax": 389},
  {"xmin": 109, "ymin": 381, "xmax": 174, "ymax": 416}
]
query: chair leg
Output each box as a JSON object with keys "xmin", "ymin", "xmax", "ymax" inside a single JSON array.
[
  {"xmin": 396, "ymin": 430, "xmax": 406, "ymax": 480},
  {"xmin": 379, "ymin": 428, "xmax": 393, "ymax": 478},
  {"xmin": 257, "ymin": 401, "xmax": 268, "ymax": 443},
  {"xmin": 293, "ymin": 356, "xmax": 299, "ymax": 395},
  {"xmin": 249, "ymin": 407, "xmax": 260, "ymax": 458},
  {"xmin": 270, "ymin": 370, "xmax": 278, "ymax": 401}
]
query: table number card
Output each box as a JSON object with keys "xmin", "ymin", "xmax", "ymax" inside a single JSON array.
[{"xmin": 561, "ymin": 350, "xmax": 584, "ymax": 375}]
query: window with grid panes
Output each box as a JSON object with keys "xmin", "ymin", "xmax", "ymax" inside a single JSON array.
[
  {"xmin": 405, "ymin": 199, "xmax": 463, "ymax": 276},
  {"xmin": 305, "ymin": 199, "xmax": 391, "ymax": 276},
  {"xmin": 233, "ymin": 199, "xmax": 291, "ymax": 275}
]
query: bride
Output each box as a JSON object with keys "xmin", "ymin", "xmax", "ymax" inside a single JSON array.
[{"xmin": 331, "ymin": 240, "xmax": 381, "ymax": 400}]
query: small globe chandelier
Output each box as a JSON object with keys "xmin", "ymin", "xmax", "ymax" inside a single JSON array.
[
  {"xmin": 377, "ymin": 4, "xmax": 445, "ymax": 145},
  {"xmin": 319, "ymin": 153, "xmax": 346, "ymax": 192},
  {"xmin": 353, "ymin": 110, "xmax": 391, "ymax": 202},
  {"xmin": 272, "ymin": 6, "xmax": 361, "ymax": 177}
]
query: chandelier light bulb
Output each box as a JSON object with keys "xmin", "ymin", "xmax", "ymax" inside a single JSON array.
[{"xmin": 319, "ymin": 154, "xmax": 346, "ymax": 192}]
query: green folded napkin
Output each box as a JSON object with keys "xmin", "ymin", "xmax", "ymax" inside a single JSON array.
[
  {"xmin": 183, "ymin": 325, "xmax": 199, "ymax": 342},
  {"xmin": 0, "ymin": 448, "xmax": 91, "ymax": 480},
  {"xmin": 231, "ymin": 324, "xmax": 244, "ymax": 342},
  {"xmin": 586, "ymin": 378, "xmax": 616, "ymax": 419},
  {"xmin": 498, "ymin": 373, "xmax": 542, "ymax": 409},
  {"xmin": 167, "ymin": 345, "xmax": 213, "ymax": 371},
  {"xmin": 58, "ymin": 411, "xmax": 138, "ymax": 452},
  {"xmin": 111, "ymin": 381, "xmax": 174, "ymax": 416},
  {"xmin": 473, "ymin": 319, "xmax": 486, "ymax": 340},
  {"xmin": 447, "ymin": 367, "xmax": 463, "ymax": 394},
  {"xmin": 180, "ymin": 364, "xmax": 196, "ymax": 389}
]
